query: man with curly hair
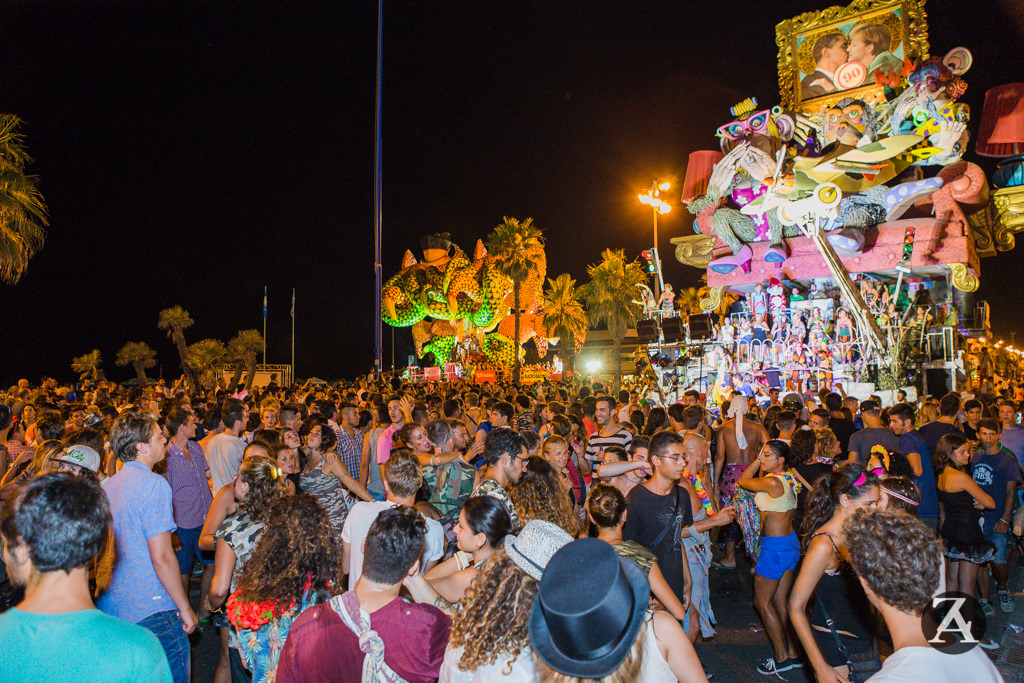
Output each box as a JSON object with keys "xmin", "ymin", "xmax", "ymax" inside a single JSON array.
[{"xmin": 844, "ymin": 509, "xmax": 1003, "ymax": 682}]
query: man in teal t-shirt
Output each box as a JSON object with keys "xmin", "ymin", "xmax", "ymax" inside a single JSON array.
[{"xmin": 0, "ymin": 472, "xmax": 171, "ymax": 683}]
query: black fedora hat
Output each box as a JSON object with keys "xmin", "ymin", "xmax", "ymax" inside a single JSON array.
[{"xmin": 529, "ymin": 538, "xmax": 650, "ymax": 678}]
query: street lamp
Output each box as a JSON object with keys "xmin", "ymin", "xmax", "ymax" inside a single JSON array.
[{"xmin": 638, "ymin": 179, "xmax": 671, "ymax": 298}]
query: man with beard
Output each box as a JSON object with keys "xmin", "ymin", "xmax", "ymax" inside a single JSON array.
[{"xmin": 470, "ymin": 427, "xmax": 526, "ymax": 529}]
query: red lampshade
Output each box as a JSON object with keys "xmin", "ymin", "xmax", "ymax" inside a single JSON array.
[
  {"xmin": 975, "ymin": 83, "xmax": 1024, "ymax": 157},
  {"xmin": 680, "ymin": 150, "xmax": 724, "ymax": 202}
]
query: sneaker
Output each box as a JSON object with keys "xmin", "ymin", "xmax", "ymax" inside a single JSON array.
[
  {"xmin": 998, "ymin": 590, "xmax": 1014, "ymax": 614},
  {"xmin": 979, "ymin": 637, "xmax": 1000, "ymax": 651},
  {"xmin": 785, "ymin": 658, "xmax": 804, "ymax": 668},
  {"xmin": 757, "ymin": 657, "xmax": 792, "ymax": 676},
  {"xmin": 979, "ymin": 598, "xmax": 995, "ymax": 616}
]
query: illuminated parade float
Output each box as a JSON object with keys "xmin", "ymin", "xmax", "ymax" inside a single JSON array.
[
  {"xmin": 659, "ymin": 0, "xmax": 1024, "ymax": 403},
  {"xmin": 380, "ymin": 0, "xmax": 1024, "ymax": 401}
]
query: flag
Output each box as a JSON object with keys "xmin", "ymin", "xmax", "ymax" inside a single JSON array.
[
  {"xmin": 263, "ymin": 286, "xmax": 268, "ymax": 319},
  {"xmin": 291, "ymin": 288, "xmax": 295, "ymax": 318}
]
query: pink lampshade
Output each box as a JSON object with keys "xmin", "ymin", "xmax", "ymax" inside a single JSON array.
[
  {"xmin": 975, "ymin": 83, "xmax": 1024, "ymax": 157},
  {"xmin": 680, "ymin": 150, "xmax": 724, "ymax": 202}
]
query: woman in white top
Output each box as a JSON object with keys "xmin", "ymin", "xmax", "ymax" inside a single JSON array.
[{"xmin": 440, "ymin": 520, "xmax": 572, "ymax": 682}]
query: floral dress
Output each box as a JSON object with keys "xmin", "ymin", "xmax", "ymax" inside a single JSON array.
[{"xmin": 229, "ymin": 590, "xmax": 323, "ymax": 683}]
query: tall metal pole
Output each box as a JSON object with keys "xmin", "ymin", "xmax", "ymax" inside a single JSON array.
[
  {"xmin": 652, "ymin": 206, "xmax": 660, "ymax": 299},
  {"xmin": 373, "ymin": 0, "xmax": 384, "ymax": 379},
  {"xmin": 291, "ymin": 288, "xmax": 295, "ymax": 384}
]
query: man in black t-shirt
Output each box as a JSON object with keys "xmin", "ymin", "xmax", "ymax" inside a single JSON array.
[
  {"xmin": 825, "ymin": 392, "xmax": 856, "ymax": 453},
  {"xmin": 623, "ymin": 432, "xmax": 693, "ymax": 607}
]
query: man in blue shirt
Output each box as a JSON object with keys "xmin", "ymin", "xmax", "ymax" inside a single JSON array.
[
  {"xmin": 973, "ymin": 418, "xmax": 1021, "ymax": 614},
  {"xmin": 97, "ymin": 412, "xmax": 197, "ymax": 683},
  {"xmin": 889, "ymin": 403, "xmax": 938, "ymax": 527},
  {"xmin": 0, "ymin": 473, "xmax": 171, "ymax": 683}
]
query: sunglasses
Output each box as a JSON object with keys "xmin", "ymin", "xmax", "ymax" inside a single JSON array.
[{"xmin": 716, "ymin": 110, "xmax": 772, "ymax": 140}]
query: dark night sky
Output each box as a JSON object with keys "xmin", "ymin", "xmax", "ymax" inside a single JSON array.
[{"xmin": 1, "ymin": 0, "xmax": 1022, "ymax": 384}]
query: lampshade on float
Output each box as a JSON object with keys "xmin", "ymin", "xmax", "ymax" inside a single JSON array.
[
  {"xmin": 680, "ymin": 150, "xmax": 724, "ymax": 202},
  {"xmin": 975, "ymin": 83, "xmax": 1024, "ymax": 188},
  {"xmin": 976, "ymin": 83, "xmax": 1024, "ymax": 157}
]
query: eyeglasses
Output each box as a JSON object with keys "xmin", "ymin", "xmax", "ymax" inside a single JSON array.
[{"xmin": 655, "ymin": 454, "xmax": 684, "ymax": 463}]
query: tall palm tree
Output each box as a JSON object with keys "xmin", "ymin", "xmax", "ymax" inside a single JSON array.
[
  {"xmin": 0, "ymin": 114, "xmax": 48, "ymax": 284},
  {"xmin": 540, "ymin": 273, "xmax": 588, "ymax": 378},
  {"xmin": 579, "ymin": 249, "xmax": 647, "ymax": 393},
  {"xmin": 485, "ymin": 216, "xmax": 545, "ymax": 384},
  {"xmin": 186, "ymin": 339, "xmax": 227, "ymax": 391},
  {"xmin": 675, "ymin": 287, "xmax": 703, "ymax": 317},
  {"xmin": 227, "ymin": 329, "xmax": 265, "ymax": 391},
  {"xmin": 116, "ymin": 341, "xmax": 157, "ymax": 386},
  {"xmin": 71, "ymin": 349, "xmax": 104, "ymax": 384},
  {"xmin": 158, "ymin": 306, "xmax": 198, "ymax": 389}
]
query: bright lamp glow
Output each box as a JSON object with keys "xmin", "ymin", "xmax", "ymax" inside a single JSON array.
[
  {"xmin": 586, "ymin": 360, "xmax": 601, "ymax": 373},
  {"xmin": 658, "ymin": 203, "xmax": 671, "ymax": 214},
  {"xmin": 658, "ymin": 181, "xmax": 671, "ymax": 191}
]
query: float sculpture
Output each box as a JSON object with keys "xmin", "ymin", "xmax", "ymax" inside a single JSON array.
[{"xmin": 383, "ymin": 232, "xmax": 574, "ymax": 371}]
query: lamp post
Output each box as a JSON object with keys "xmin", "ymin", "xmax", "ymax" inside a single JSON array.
[{"xmin": 638, "ymin": 179, "xmax": 671, "ymax": 299}]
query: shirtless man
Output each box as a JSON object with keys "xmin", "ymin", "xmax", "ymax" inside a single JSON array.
[{"xmin": 714, "ymin": 394, "xmax": 768, "ymax": 567}]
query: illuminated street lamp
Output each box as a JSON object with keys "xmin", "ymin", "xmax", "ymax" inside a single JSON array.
[{"xmin": 638, "ymin": 179, "xmax": 671, "ymax": 298}]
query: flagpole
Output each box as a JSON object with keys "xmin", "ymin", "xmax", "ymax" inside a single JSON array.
[
  {"xmin": 291, "ymin": 288, "xmax": 296, "ymax": 385},
  {"xmin": 373, "ymin": 0, "xmax": 384, "ymax": 379},
  {"xmin": 263, "ymin": 286, "xmax": 268, "ymax": 365}
]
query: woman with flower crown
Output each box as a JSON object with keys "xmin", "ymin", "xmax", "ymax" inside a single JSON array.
[{"xmin": 738, "ymin": 439, "xmax": 810, "ymax": 677}]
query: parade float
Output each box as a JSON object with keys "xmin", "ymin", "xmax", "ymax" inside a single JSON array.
[
  {"xmin": 382, "ymin": 232, "xmax": 577, "ymax": 383},
  {"xmin": 651, "ymin": 0, "xmax": 1024, "ymax": 403}
]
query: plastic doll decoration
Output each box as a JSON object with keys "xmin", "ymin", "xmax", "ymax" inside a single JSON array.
[
  {"xmin": 659, "ymin": 282, "xmax": 676, "ymax": 315},
  {"xmin": 790, "ymin": 286, "xmax": 805, "ymax": 302},
  {"xmin": 767, "ymin": 278, "xmax": 787, "ymax": 322},
  {"xmin": 835, "ymin": 308, "xmax": 854, "ymax": 361},
  {"xmin": 820, "ymin": 98, "xmax": 882, "ymax": 147},
  {"xmin": 749, "ymin": 283, "xmax": 768, "ymax": 319},
  {"xmin": 788, "ymin": 311, "xmax": 807, "ymax": 345}
]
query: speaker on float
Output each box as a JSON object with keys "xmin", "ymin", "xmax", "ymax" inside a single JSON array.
[
  {"xmin": 688, "ymin": 314, "xmax": 713, "ymax": 340},
  {"xmin": 636, "ymin": 319, "xmax": 661, "ymax": 344},
  {"xmin": 662, "ymin": 317, "xmax": 686, "ymax": 343}
]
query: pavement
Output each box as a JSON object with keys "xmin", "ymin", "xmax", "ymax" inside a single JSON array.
[{"xmin": 187, "ymin": 547, "xmax": 1024, "ymax": 683}]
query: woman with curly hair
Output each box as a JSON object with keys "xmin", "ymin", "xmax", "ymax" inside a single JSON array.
[
  {"xmin": 227, "ymin": 494, "xmax": 343, "ymax": 681},
  {"xmin": 440, "ymin": 520, "xmax": 573, "ymax": 682},
  {"xmin": 789, "ymin": 464, "xmax": 881, "ymax": 683},
  {"xmin": 510, "ymin": 457, "xmax": 582, "ymax": 537},
  {"xmin": 932, "ymin": 433, "xmax": 995, "ymax": 595},
  {"xmin": 208, "ymin": 455, "xmax": 289, "ymax": 683}
]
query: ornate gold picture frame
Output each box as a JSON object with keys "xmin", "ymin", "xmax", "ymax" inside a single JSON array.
[{"xmin": 776, "ymin": 0, "xmax": 929, "ymax": 114}]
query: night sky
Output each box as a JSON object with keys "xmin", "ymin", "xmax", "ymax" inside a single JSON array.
[{"xmin": 1, "ymin": 0, "xmax": 1022, "ymax": 385}]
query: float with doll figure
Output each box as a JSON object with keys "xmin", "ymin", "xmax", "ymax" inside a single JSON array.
[{"xmin": 662, "ymin": 0, "xmax": 1023, "ymax": 403}]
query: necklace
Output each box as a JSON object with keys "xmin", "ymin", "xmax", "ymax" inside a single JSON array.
[{"xmin": 683, "ymin": 470, "xmax": 714, "ymax": 516}]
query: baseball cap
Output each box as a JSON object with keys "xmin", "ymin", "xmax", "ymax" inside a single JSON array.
[{"xmin": 54, "ymin": 445, "xmax": 102, "ymax": 473}]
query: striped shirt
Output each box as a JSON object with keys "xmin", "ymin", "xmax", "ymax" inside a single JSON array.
[
  {"xmin": 164, "ymin": 440, "xmax": 214, "ymax": 529},
  {"xmin": 584, "ymin": 427, "xmax": 633, "ymax": 465},
  {"xmin": 335, "ymin": 426, "xmax": 362, "ymax": 476}
]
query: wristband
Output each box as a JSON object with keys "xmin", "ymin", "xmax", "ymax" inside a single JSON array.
[
  {"xmin": 999, "ymin": 518, "xmax": 1009, "ymax": 524},
  {"xmin": 430, "ymin": 455, "xmax": 438, "ymax": 466}
]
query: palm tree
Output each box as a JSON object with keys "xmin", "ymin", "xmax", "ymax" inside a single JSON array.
[
  {"xmin": 675, "ymin": 287, "xmax": 703, "ymax": 317},
  {"xmin": 71, "ymin": 349, "xmax": 104, "ymax": 384},
  {"xmin": 579, "ymin": 249, "xmax": 647, "ymax": 393},
  {"xmin": 0, "ymin": 114, "xmax": 48, "ymax": 284},
  {"xmin": 158, "ymin": 306, "xmax": 198, "ymax": 389},
  {"xmin": 116, "ymin": 341, "xmax": 157, "ymax": 386},
  {"xmin": 186, "ymin": 339, "xmax": 227, "ymax": 391},
  {"xmin": 227, "ymin": 329, "xmax": 265, "ymax": 391},
  {"xmin": 485, "ymin": 216, "xmax": 545, "ymax": 384},
  {"xmin": 540, "ymin": 273, "xmax": 588, "ymax": 378}
]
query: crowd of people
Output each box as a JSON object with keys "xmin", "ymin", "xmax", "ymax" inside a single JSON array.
[{"xmin": 0, "ymin": 373, "xmax": 1017, "ymax": 682}]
